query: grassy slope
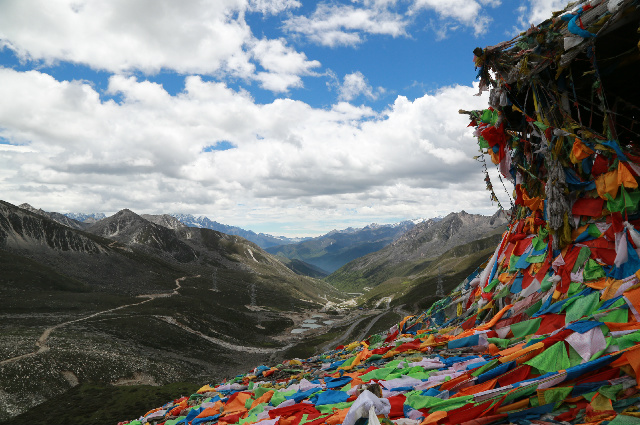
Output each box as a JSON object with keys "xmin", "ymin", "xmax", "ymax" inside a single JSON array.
[
  {"xmin": 277, "ymin": 257, "xmax": 329, "ymax": 279},
  {"xmin": 0, "ymin": 234, "xmax": 340, "ymax": 423},
  {"xmin": 327, "ymin": 230, "xmax": 503, "ymax": 292},
  {"xmin": 0, "ymin": 250, "xmax": 90, "ymax": 293},
  {"xmin": 350, "ymin": 232, "xmax": 503, "ymax": 311}
]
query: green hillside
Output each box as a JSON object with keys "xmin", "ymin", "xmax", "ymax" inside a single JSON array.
[{"xmin": 351, "ymin": 232, "xmax": 503, "ymax": 311}]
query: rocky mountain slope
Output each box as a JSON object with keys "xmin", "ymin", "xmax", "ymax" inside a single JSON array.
[
  {"xmin": 88, "ymin": 209, "xmax": 200, "ymax": 264},
  {"xmin": 265, "ymin": 221, "xmax": 419, "ymax": 274},
  {"xmin": 326, "ymin": 210, "xmax": 508, "ymax": 297},
  {"xmin": 18, "ymin": 203, "xmax": 90, "ymax": 231},
  {"xmin": 140, "ymin": 214, "xmax": 188, "ymax": 230},
  {"xmin": 170, "ymin": 214, "xmax": 306, "ymax": 248}
]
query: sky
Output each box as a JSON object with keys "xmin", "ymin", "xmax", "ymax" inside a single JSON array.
[{"xmin": 0, "ymin": 0, "xmax": 567, "ymax": 236}]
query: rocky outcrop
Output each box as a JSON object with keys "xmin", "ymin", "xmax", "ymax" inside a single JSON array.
[
  {"xmin": 1, "ymin": 201, "xmax": 105, "ymax": 254},
  {"xmin": 88, "ymin": 209, "xmax": 199, "ymax": 263}
]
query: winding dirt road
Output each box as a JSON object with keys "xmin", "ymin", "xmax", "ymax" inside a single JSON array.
[
  {"xmin": 0, "ymin": 276, "xmax": 189, "ymax": 366},
  {"xmin": 155, "ymin": 316, "xmax": 293, "ymax": 354},
  {"xmin": 1, "ymin": 275, "xmax": 303, "ymax": 366}
]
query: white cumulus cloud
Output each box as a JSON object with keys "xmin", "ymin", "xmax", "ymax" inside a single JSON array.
[
  {"xmin": 283, "ymin": 3, "xmax": 408, "ymax": 47},
  {"xmin": 337, "ymin": 71, "xmax": 383, "ymax": 102},
  {"xmin": 410, "ymin": 0, "xmax": 501, "ymax": 36},
  {"xmin": 516, "ymin": 0, "xmax": 569, "ymax": 29},
  {"xmin": 251, "ymin": 38, "xmax": 321, "ymax": 92},
  {"xmin": 0, "ymin": 67, "xmax": 506, "ymax": 233},
  {"xmin": 248, "ymin": 0, "xmax": 301, "ymax": 15},
  {"xmin": 284, "ymin": 0, "xmax": 502, "ymax": 46},
  {"xmin": 0, "ymin": 0, "xmax": 318, "ymax": 92}
]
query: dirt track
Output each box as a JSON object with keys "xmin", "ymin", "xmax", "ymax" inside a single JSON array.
[{"xmin": 0, "ymin": 276, "xmax": 190, "ymax": 366}]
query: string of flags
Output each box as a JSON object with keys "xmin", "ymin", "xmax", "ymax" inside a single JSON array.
[{"xmin": 118, "ymin": 1, "xmax": 640, "ymax": 424}]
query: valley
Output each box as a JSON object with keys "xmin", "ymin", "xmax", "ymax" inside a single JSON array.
[
  {"xmin": 3, "ymin": 2, "xmax": 640, "ymax": 424},
  {"xmin": 0, "ymin": 201, "xmax": 503, "ymax": 423}
]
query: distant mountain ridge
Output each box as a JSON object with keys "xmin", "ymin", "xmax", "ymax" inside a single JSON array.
[
  {"xmin": 141, "ymin": 214, "xmax": 186, "ymax": 230},
  {"xmin": 1, "ymin": 200, "xmax": 341, "ymax": 300},
  {"xmin": 64, "ymin": 212, "xmax": 107, "ymax": 223},
  {"xmin": 265, "ymin": 220, "xmax": 421, "ymax": 273},
  {"xmin": 170, "ymin": 213, "xmax": 308, "ymax": 248},
  {"xmin": 326, "ymin": 210, "xmax": 509, "ymax": 292},
  {"xmin": 19, "ymin": 203, "xmax": 90, "ymax": 231}
]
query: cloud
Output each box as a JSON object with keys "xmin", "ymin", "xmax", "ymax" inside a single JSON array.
[
  {"xmin": 409, "ymin": 0, "xmax": 501, "ymax": 36},
  {"xmin": 283, "ymin": 0, "xmax": 502, "ymax": 47},
  {"xmin": 516, "ymin": 0, "xmax": 568, "ymax": 29},
  {"xmin": 337, "ymin": 71, "xmax": 383, "ymax": 102},
  {"xmin": 0, "ymin": 0, "xmax": 317, "ymax": 92},
  {"xmin": 0, "ymin": 67, "xmax": 505, "ymax": 233},
  {"xmin": 247, "ymin": 0, "xmax": 301, "ymax": 15},
  {"xmin": 250, "ymin": 38, "xmax": 321, "ymax": 92},
  {"xmin": 283, "ymin": 2, "xmax": 408, "ymax": 47}
]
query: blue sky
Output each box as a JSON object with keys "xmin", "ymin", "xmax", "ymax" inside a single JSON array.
[{"xmin": 0, "ymin": 0, "xmax": 566, "ymax": 236}]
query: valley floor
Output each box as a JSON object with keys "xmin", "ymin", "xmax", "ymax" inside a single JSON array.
[{"xmin": 0, "ymin": 276, "xmax": 397, "ymax": 424}]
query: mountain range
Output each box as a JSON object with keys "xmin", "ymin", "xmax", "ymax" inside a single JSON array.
[
  {"xmin": 0, "ymin": 200, "xmax": 506, "ymax": 423},
  {"xmin": 326, "ymin": 210, "xmax": 509, "ymax": 310},
  {"xmin": 63, "ymin": 212, "xmax": 107, "ymax": 223},
  {"xmin": 169, "ymin": 214, "xmax": 308, "ymax": 248},
  {"xmin": 265, "ymin": 220, "xmax": 423, "ymax": 274},
  {"xmin": 52, "ymin": 209, "xmax": 438, "ymax": 277}
]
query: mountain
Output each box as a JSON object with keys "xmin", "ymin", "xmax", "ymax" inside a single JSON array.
[
  {"xmin": 265, "ymin": 220, "xmax": 419, "ymax": 273},
  {"xmin": 277, "ymin": 257, "xmax": 329, "ymax": 279},
  {"xmin": 141, "ymin": 214, "xmax": 187, "ymax": 230},
  {"xmin": 170, "ymin": 213, "xmax": 307, "ymax": 248},
  {"xmin": 0, "ymin": 200, "xmax": 343, "ymax": 422},
  {"xmin": 2, "ymin": 202, "xmax": 188, "ymax": 294},
  {"xmin": 18, "ymin": 203, "xmax": 90, "ymax": 231},
  {"xmin": 63, "ymin": 212, "xmax": 107, "ymax": 223},
  {"xmin": 326, "ymin": 210, "xmax": 509, "ymax": 302},
  {"xmin": 88, "ymin": 209, "xmax": 199, "ymax": 263},
  {"xmin": 371, "ymin": 210, "xmax": 507, "ymax": 267}
]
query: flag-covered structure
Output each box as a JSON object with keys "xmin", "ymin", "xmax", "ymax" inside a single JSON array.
[{"xmin": 119, "ymin": 1, "xmax": 640, "ymax": 424}]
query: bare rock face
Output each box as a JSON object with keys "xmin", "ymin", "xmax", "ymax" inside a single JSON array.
[
  {"xmin": 87, "ymin": 209, "xmax": 198, "ymax": 263},
  {"xmin": 325, "ymin": 210, "xmax": 509, "ymax": 291},
  {"xmin": 372, "ymin": 210, "xmax": 509, "ymax": 266},
  {"xmin": 141, "ymin": 214, "xmax": 187, "ymax": 230},
  {"xmin": 2, "ymin": 202, "xmax": 105, "ymax": 254},
  {"xmin": 18, "ymin": 203, "xmax": 89, "ymax": 231}
]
